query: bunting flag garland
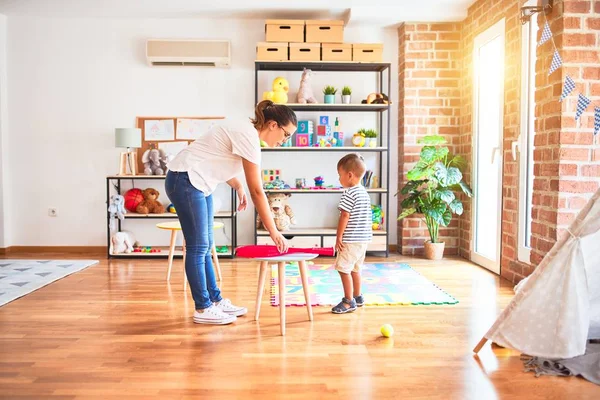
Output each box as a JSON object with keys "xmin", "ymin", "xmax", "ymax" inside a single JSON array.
[
  {"xmin": 559, "ymin": 75, "xmax": 575, "ymax": 102},
  {"xmin": 548, "ymin": 50, "xmax": 562, "ymax": 76},
  {"xmin": 575, "ymin": 93, "xmax": 591, "ymax": 121},
  {"xmin": 594, "ymin": 107, "xmax": 600, "ymax": 136},
  {"xmin": 538, "ymin": 22, "xmax": 552, "ymax": 46}
]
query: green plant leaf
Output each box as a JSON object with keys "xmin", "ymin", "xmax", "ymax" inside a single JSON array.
[
  {"xmin": 446, "ymin": 167, "xmax": 463, "ymax": 186},
  {"xmin": 401, "ymin": 194, "xmax": 420, "ymax": 209},
  {"xmin": 433, "ymin": 162, "xmax": 448, "ymax": 185},
  {"xmin": 459, "ymin": 181, "xmax": 473, "ymax": 197},
  {"xmin": 437, "ymin": 189, "xmax": 455, "ymax": 204},
  {"xmin": 398, "ymin": 208, "xmax": 417, "ymax": 219},
  {"xmin": 441, "ymin": 210, "xmax": 452, "ymax": 227},
  {"xmin": 424, "ymin": 202, "xmax": 446, "ymax": 225},
  {"xmin": 400, "ymin": 180, "xmax": 424, "ymax": 195},
  {"xmin": 420, "ymin": 146, "xmax": 437, "ymax": 163},
  {"xmin": 449, "ymin": 199, "xmax": 464, "ymax": 215},
  {"xmin": 417, "ymin": 135, "xmax": 447, "ymax": 146},
  {"xmin": 436, "ymin": 146, "xmax": 449, "ymax": 160},
  {"xmin": 449, "ymin": 155, "xmax": 467, "ymax": 170}
]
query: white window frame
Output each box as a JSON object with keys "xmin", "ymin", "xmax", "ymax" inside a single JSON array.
[{"xmin": 515, "ymin": 0, "xmax": 537, "ymax": 264}]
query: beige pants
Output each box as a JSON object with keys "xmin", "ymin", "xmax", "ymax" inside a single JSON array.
[{"xmin": 335, "ymin": 242, "xmax": 369, "ymax": 274}]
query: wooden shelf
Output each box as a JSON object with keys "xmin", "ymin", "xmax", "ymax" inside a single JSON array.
[
  {"xmin": 279, "ymin": 103, "xmax": 389, "ymax": 112},
  {"xmin": 255, "ymin": 61, "xmax": 391, "ymax": 72},
  {"xmin": 257, "ymin": 229, "xmax": 387, "ymax": 236},
  {"xmin": 264, "ymin": 188, "xmax": 387, "ymax": 194},
  {"xmin": 110, "ymin": 246, "xmax": 233, "ymax": 257},
  {"xmin": 121, "ymin": 211, "xmax": 235, "ymax": 219},
  {"xmin": 262, "ymin": 146, "xmax": 388, "ymax": 152}
]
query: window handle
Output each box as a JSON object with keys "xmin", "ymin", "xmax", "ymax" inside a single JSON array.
[{"xmin": 511, "ymin": 135, "xmax": 521, "ymax": 161}]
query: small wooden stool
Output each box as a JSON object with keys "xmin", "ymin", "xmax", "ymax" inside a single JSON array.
[
  {"xmin": 156, "ymin": 221, "xmax": 224, "ymax": 284},
  {"xmin": 254, "ymin": 253, "xmax": 318, "ymax": 336}
]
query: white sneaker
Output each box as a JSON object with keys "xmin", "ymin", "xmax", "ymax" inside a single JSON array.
[
  {"xmin": 214, "ymin": 299, "xmax": 248, "ymax": 317},
  {"xmin": 193, "ymin": 304, "xmax": 237, "ymax": 325}
]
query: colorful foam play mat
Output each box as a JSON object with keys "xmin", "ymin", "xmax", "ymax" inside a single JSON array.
[
  {"xmin": 270, "ymin": 262, "xmax": 458, "ymax": 306},
  {"xmin": 0, "ymin": 260, "xmax": 99, "ymax": 307}
]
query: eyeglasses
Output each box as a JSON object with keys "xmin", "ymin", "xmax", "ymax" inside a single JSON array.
[{"xmin": 279, "ymin": 126, "xmax": 292, "ymax": 143}]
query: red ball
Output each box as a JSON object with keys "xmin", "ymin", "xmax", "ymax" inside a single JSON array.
[{"xmin": 124, "ymin": 188, "xmax": 144, "ymax": 212}]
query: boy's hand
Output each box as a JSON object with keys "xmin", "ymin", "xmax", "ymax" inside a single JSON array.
[{"xmin": 335, "ymin": 237, "xmax": 345, "ymax": 253}]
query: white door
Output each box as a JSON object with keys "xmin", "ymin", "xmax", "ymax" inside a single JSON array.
[{"xmin": 471, "ymin": 19, "xmax": 505, "ymax": 274}]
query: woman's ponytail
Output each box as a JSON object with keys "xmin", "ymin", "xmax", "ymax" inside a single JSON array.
[{"xmin": 250, "ymin": 99, "xmax": 297, "ymax": 130}]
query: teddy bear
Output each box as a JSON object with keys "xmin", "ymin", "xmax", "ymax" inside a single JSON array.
[
  {"xmin": 110, "ymin": 231, "xmax": 138, "ymax": 254},
  {"xmin": 135, "ymin": 188, "xmax": 165, "ymax": 214},
  {"xmin": 256, "ymin": 193, "xmax": 297, "ymax": 231},
  {"xmin": 142, "ymin": 147, "xmax": 167, "ymax": 175},
  {"xmin": 296, "ymin": 68, "xmax": 318, "ymax": 104}
]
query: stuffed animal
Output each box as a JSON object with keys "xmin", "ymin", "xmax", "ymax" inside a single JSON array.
[
  {"xmin": 263, "ymin": 77, "xmax": 289, "ymax": 104},
  {"xmin": 108, "ymin": 194, "xmax": 127, "ymax": 232},
  {"xmin": 297, "ymin": 68, "xmax": 318, "ymax": 104},
  {"xmin": 110, "ymin": 231, "xmax": 137, "ymax": 254},
  {"xmin": 136, "ymin": 188, "xmax": 165, "ymax": 214},
  {"xmin": 142, "ymin": 147, "xmax": 167, "ymax": 175},
  {"xmin": 256, "ymin": 193, "xmax": 297, "ymax": 231}
]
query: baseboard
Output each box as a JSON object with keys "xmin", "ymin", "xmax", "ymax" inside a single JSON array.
[
  {"xmin": 0, "ymin": 246, "xmax": 105, "ymax": 256},
  {"xmin": 388, "ymin": 244, "xmax": 398, "ymax": 253}
]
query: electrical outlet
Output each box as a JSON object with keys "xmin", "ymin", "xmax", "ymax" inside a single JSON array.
[{"xmin": 48, "ymin": 208, "xmax": 58, "ymax": 217}]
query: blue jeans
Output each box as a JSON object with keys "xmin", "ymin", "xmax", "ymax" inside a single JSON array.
[{"xmin": 165, "ymin": 171, "xmax": 222, "ymax": 310}]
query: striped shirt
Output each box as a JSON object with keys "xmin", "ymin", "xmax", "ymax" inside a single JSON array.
[{"xmin": 338, "ymin": 185, "xmax": 373, "ymax": 243}]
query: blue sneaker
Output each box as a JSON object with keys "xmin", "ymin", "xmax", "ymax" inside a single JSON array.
[{"xmin": 332, "ymin": 297, "xmax": 357, "ymax": 314}]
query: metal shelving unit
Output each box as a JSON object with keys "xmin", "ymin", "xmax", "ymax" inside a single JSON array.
[
  {"xmin": 254, "ymin": 61, "xmax": 391, "ymax": 257},
  {"xmin": 105, "ymin": 175, "xmax": 237, "ymax": 259}
]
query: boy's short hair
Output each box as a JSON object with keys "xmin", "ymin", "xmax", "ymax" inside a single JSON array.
[{"xmin": 337, "ymin": 153, "xmax": 366, "ymax": 177}]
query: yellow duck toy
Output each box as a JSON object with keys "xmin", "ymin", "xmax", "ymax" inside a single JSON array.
[{"xmin": 263, "ymin": 77, "xmax": 289, "ymax": 104}]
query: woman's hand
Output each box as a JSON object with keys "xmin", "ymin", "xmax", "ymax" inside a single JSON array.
[
  {"xmin": 270, "ymin": 231, "xmax": 289, "ymax": 254},
  {"xmin": 236, "ymin": 188, "xmax": 248, "ymax": 212}
]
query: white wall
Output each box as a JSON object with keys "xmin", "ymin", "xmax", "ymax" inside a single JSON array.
[
  {"xmin": 5, "ymin": 16, "xmax": 398, "ymax": 248},
  {"xmin": 0, "ymin": 14, "xmax": 7, "ymax": 248}
]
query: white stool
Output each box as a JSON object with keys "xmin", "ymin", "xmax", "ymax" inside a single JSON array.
[
  {"xmin": 156, "ymin": 221, "xmax": 224, "ymax": 284},
  {"xmin": 254, "ymin": 253, "xmax": 318, "ymax": 336}
]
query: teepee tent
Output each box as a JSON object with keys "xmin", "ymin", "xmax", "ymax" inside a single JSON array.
[{"xmin": 474, "ymin": 187, "xmax": 600, "ymax": 359}]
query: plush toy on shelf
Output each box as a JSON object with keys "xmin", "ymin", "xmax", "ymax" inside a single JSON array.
[
  {"xmin": 297, "ymin": 68, "xmax": 318, "ymax": 104},
  {"xmin": 361, "ymin": 93, "xmax": 390, "ymax": 104},
  {"xmin": 142, "ymin": 145, "xmax": 168, "ymax": 175},
  {"xmin": 135, "ymin": 188, "xmax": 166, "ymax": 214},
  {"xmin": 110, "ymin": 231, "xmax": 138, "ymax": 254},
  {"xmin": 263, "ymin": 77, "xmax": 289, "ymax": 104},
  {"xmin": 256, "ymin": 193, "xmax": 297, "ymax": 231},
  {"xmin": 167, "ymin": 204, "xmax": 176, "ymax": 213},
  {"xmin": 108, "ymin": 194, "xmax": 127, "ymax": 231}
]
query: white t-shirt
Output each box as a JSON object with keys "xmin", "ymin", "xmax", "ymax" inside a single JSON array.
[{"xmin": 167, "ymin": 120, "xmax": 261, "ymax": 195}]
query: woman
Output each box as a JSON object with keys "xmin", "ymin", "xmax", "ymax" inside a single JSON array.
[{"xmin": 165, "ymin": 100, "xmax": 297, "ymax": 325}]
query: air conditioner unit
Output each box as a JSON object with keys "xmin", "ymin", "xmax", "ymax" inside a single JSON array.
[{"xmin": 146, "ymin": 39, "xmax": 231, "ymax": 67}]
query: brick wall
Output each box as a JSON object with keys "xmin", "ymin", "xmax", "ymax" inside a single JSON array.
[{"xmin": 397, "ymin": 23, "xmax": 461, "ymax": 256}]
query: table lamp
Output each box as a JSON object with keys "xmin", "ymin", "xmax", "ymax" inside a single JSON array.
[{"xmin": 115, "ymin": 128, "xmax": 142, "ymax": 175}]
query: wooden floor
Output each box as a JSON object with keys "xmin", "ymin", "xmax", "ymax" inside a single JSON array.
[{"xmin": 0, "ymin": 253, "xmax": 597, "ymax": 399}]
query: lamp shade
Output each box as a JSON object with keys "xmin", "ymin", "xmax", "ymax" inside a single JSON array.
[{"xmin": 115, "ymin": 128, "xmax": 142, "ymax": 148}]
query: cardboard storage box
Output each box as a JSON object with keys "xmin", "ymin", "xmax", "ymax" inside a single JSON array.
[
  {"xmin": 352, "ymin": 43, "xmax": 384, "ymax": 62},
  {"xmin": 322, "ymin": 43, "xmax": 352, "ymax": 61},
  {"xmin": 256, "ymin": 42, "xmax": 288, "ymax": 61},
  {"xmin": 289, "ymin": 42, "xmax": 321, "ymax": 61},
  {"xmin": 305, "ymin": 20, "xmax": 344, "ymax": 43},
  {"xmin": 265, "ymin": 19, "xmax": 305, "ymax": 43}
]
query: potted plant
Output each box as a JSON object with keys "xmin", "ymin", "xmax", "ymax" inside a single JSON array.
[
  {"xmin": 396, "ymin": 135, "xmax": 473, "ymax": 260},
  {"xmin": 365, "ymin": 129, "xmax": 378, "ymax": 147},
  {"xmin": 323, "ymin": 85, "xmax": 337, "ymax": 104},
  {"xmin": 341, "ymin": 86, "xmax": 352, "ymax": 104}
]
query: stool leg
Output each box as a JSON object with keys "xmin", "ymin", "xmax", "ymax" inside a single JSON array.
[
  {"xmin": 166, "ymin": 230, "xmax": 177, "ymax": 281},
  {"xmin": 278, "ymin": 261, "xmax": 286, "ymax": 336},
  {"xmin": 254, "ymin": 261, "xmax": 268, "ymax": 321},
  {"xmin": 298, "ymin": 260, "xmax": 313, "ymax": 321},
  {"xmin": 212, "ymin": 245, "xmax": 223, "ymax": 282},
  {"xmin": 183, "ymin": 238, "xmax": 187, "ymax": 289}
]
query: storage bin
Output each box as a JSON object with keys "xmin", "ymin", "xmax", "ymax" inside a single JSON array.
[
  {"xmin": 352, "ymin": 43, "xmax": 384, "ymax": 62},
  {"xmin": 322, "ymin": 43, "xmax": 352, "ymax": 61},
  {"xmin": 289, "ymin": 42, "xmax": 321, "ymax": 61},
  {"xmin": 305, "ymin": 20, "xmax": 344, "ymax": 43},
  {"xmin": 256, "ymin": 42, "xmax": 288, "ymax": 61},
  {"xmin": 265, "ymin": 19, "xmax": 305, "ymax": 43}
]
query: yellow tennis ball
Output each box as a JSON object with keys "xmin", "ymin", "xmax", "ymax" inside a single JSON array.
[{"xmin": 380, "ymin": 324, "xmax": 394, "ymax": 338}]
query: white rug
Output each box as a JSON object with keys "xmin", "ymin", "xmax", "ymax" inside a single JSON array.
[{"xmin": 0, "ymin": 259, "xmax": 99, "ymax": 307}]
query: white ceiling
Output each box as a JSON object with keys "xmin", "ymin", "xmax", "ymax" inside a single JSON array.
[{"xmin": 0, "ymin": 0, "xmax": 475, "ymax": 26}]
